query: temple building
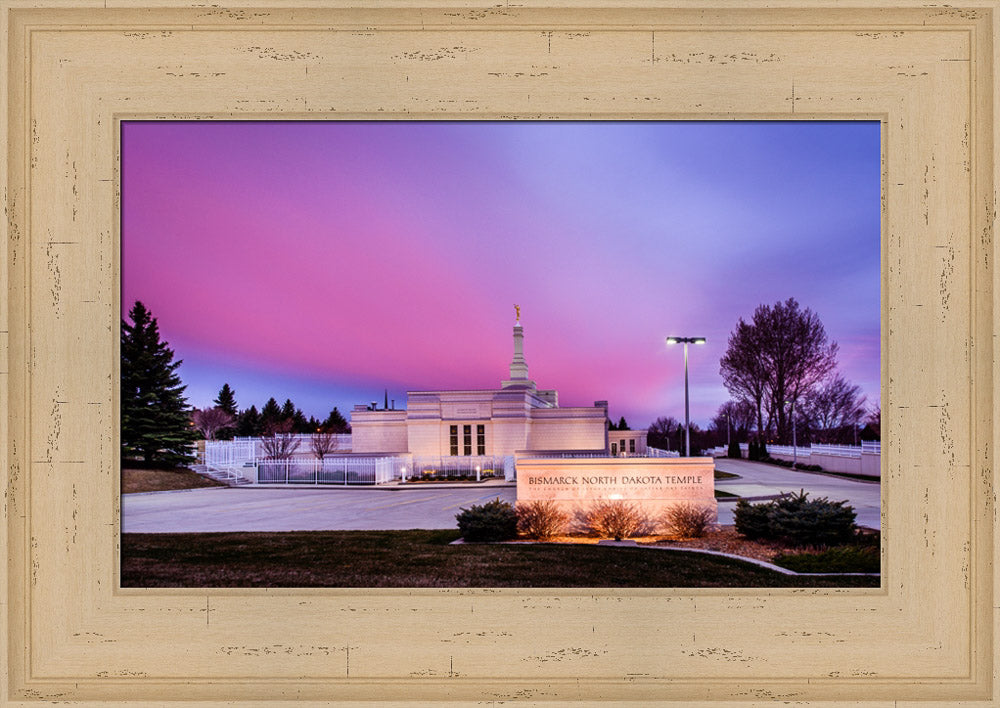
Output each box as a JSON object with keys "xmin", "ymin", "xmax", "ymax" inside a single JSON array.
[{"xmin": 350, "ymin": 311, "xmax": 646, "ymax": 458}]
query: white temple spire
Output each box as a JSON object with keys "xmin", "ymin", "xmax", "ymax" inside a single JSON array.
[{"xmin": 502, "ymin": 305, "xmax": 536, "ymax": 390}]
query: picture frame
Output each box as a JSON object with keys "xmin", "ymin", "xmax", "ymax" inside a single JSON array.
[{"xmin": 1, "ymin": 2, "xmax": 995, "ymax": 705}]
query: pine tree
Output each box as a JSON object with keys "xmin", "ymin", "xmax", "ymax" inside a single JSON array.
[
  {"xmin": 260, "ymin": 398, "xmax": 283, "ymax": 431},
  {"xmin": 121, "ymin": 301, "xmax": 199, "ymax": 466},
  {"xmin": 292, "ymin": 407, "xmax": 309, "ymax": 434},
  {"xmin": 323, "ymin": 406, "xmax": 350, "ymax": 434},
  {"xmin": 213, "ymin": 384, "xmax": 238, "ymax": 416},
  {"xmin": 236, "ymin": 405, "xmax": 262, "ymax": 437},
  {"xmin": 617, "ymin": 416, "xmax": 629, "ymax": 431},
  {"xmin": 212, "ymin": 383, "xmax": 238, "ymax": 439}
]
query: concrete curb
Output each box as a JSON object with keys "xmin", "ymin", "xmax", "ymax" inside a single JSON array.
[
  {"xmin": 451, "ymin": 537, "xmax": 880, "ymax": 578},
  {"xmin": 240, "ymin": 482, "xmax": 517, "ymax": 491},
  {"xmin": 122, "ymin": 486, "xmax": 230, "ymax": 496},
  {"xmin": 725, "ymin": 459, "xmax": 881, "ymax": 485}
]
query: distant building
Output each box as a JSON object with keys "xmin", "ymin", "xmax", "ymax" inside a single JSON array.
[
  {"xmin": 350, "ymin": 316, "xmax": 644, "ymax": 458},
  {"xmin": 609, "ymin": 429, "xmax": 648, "ymax": 457}
]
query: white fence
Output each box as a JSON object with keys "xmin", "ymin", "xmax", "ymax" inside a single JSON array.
[
  {"xmin": 204, "ymin": 435, "xmax": 353, "ymax": 467},
  {"xmin": 733, "ymin": 442, "xmax": 881, "ymax": 477},
  {"xmin": 256, "ymin": 456, "xmax": 405, "ymax": 485},
  {"xmin": 646, "ymin": 447, "xmax": 681, "ymax": 458}
]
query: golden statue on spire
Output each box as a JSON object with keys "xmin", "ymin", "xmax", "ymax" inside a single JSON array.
[{"xmin": 515, "ymin": 304, "xmax": 521, "ymax": 322}]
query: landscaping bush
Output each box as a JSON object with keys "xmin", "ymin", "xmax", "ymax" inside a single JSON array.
[
  {"xmin": 733, "ymin": 498, "xmax": 774, "ymax": 540},
  {"xmin": 727, "ymin": 440, "xmax": 741, "ymax": 459},
  {"xmin": 455, "ymin": 498, "xmax": 518, "ymax": 542},
  {"xmin": 516, "ymin": 500, "xmax": 570, "ymax": 539},
  {"xmin": 747, "ymin": 440, "xmax": 769, "ymax": 461},
  {"xmin": 773, "ymin": 545, "xmax": 879, "ymax": 573},
  {"xmin": 734, "ymin": 490, "xmax": 857, "ymax": 547},
  {"xmin": 584, "ymin": 500, "xmax": 650, "ymax": 540},
  {"xmin": 664, "ymin": 503, "xmax": 715, "ymax": 538},
  {"xmin": 769, "ymin": 490, "xmax": 857, "ymax": 546}
]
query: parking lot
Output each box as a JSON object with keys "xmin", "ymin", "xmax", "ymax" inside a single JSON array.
[{"xmin": 122, "ymin": 460, "xmax": 880, "ymax": 532}]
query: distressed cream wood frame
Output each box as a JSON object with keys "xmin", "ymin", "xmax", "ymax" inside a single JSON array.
[{"xmin": 1, "ymin": 1, "xmax": 996, "ymax": 705}]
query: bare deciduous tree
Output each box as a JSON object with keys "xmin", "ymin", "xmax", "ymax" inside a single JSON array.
[
  {"xmin": 191, "ymin": 406, "xmax": 236, "ymax": 441},
  {"xmin": 800, "ymin": 374, "xmax": 867, "ymax": 443},
  {"xmin": 721, "ymin": 298, "xmax": 839, "ymax": 444},
  {"xmin": 719, "ymin": 319, "xmax": 770, "ymax": 441},
  {"xmin": 260, "ymin": 419, "xmax": 300, "ymax": 460},
  {"xmin": 310, "ymin": 430, "xmax": 340, "ymax": 460},
  {"xmin": 647, "ymin": 416, "xmax": 682, "ymax": 451}
]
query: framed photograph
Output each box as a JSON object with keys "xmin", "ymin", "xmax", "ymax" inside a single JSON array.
[{"xmin": 2, "ymin": 2, "xmax": 995, "ymax": 705}]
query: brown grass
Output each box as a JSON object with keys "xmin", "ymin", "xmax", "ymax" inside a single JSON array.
[
  {"xmin": 121, "ymin": 467, "xmax": 225, "ymax": 494},
  {"xmin": 121, "ymin": 529, "xmax": 880, "ymax": 588}
]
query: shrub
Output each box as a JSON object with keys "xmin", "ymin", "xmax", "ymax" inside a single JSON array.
[
  {"xmin": 727, "ymin": 440, "xmax": 741, "ymax": 459},
  {"xmin": 455, "ymin": 498, "xmax": 518, "ymax": 542},
  {"xmin": 773, "ymin": 545, "xmax": 879, "ymax": 573},
  {"xmin": 733, "ymin": 498, "xmax": 774, "ymax": 540},
  {"xmin": 584, "ymin": 500, "xmax": 650, "ymax": 540},
  {"xmin": 747, "ymin": 440, "xmax": 769, "ymax": 461},
  {"xmin": 664, "ymin": 503, "xmax": 715, "ymax": 538},
  {"xmin": 769, "ymin": 490, "xmax": 857, "ymax": 546},
  {"xmin": 516, "ymin": 500, "xmax": 570, "ymax": 539},
  {"xmin": 734, "ymin": 490, "xmax": 857, "ymax": 547}
]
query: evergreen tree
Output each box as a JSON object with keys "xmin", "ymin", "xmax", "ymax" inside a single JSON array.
[
  {"xmin": 280, "ymin": 398, "xmax": 297, "ymax": 421},
  {"xmin": 120, "ymin": 301, "xmax": 199, "ymax": 466},
  {"xmin": 617, "ymin": 416, "xmax": 629, "ymax": 431},
  {"xmin": 212, "ymin": 383, "xmax": 238, "ymax": 439},
  {"xmin": 236, "ymin": 405, "xmax": 262, "ymax": 437},
  {"xmin": 260, "ymin": 397, "xmax": 282, "ymax": 430},
  {"xmin": 323, "ymin": 407, "xmax": 350, "ymax": 433},
  {"xmin": 292, "ymin": 407, "xmax": 309, "ymax": 434},
  {"xmin": 213, "ymin": 383, "xmax": 238, "ymax": 416}
]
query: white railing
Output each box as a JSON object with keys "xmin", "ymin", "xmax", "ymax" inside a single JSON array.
[
  {"xmin": 206, "ymin": 435, "xmax": 353, "ymax": 466},
  {"xmin": 256, "ymin": 456, "xmax": 404, "ymax": 485},
  {"xmin": 646, "ymin": 447, "xmax": 680, "ymax": 458},
  {"xmin": 204, "ymin": 439, "xmax": 255, "ymax": 467},
  {"xmin": 811, "ymin": 444, "xmax": 862, "ymax": 458},
  {"xmin": 764, "ymin": 444, "xmax": 815, "ymax": 458},
  {"xmin": 862, "ymin": 440, "xmax": 881, "ymax": 454}
]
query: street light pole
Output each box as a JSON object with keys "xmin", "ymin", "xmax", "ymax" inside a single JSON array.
[
  {"xmin": 788, "ymin": 399, "xmax": 798, "ymax": 469},
  {"xmin": 666, "ymin": 336, "xmax": 706, "ymax": 457}
]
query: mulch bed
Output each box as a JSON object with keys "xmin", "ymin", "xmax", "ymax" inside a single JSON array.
[{"xmin": 509, "ymin": 526, "xmax": 797, "ymax": 563}]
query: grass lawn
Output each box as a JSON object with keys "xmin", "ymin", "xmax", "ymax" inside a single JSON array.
[
  {"xmin": 714, "ymin": 470, "xmax": 740, "ymax": 480},
  {"xmin": 714, "ymin": 489, "xmax": 740, "ymax": 499},
  {"xmin": 122, "ymin": 467, "xmax": 226, "ymax": 494},
  {"xmin": 121, "ymin": 530, "xmax": 880, "ymax": 588}
]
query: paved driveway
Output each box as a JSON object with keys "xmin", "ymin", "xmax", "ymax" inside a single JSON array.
[
  {"xmin": 122, "ymin": 460, "xmax": 880, "ymax": 533},
  {"xmin": 714, "ymin": 458, "xmax": 881, "ymax": 530},
  {"xmin": 122, "ymin": 485, "xmax": 518, "ymax": 533}
]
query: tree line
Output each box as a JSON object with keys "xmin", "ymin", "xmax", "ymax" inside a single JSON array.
[
  {"xmin": 191, "ymin": 383, "xmax": 351, "ymax": 441},
  {"xmin": 121, "ymin": 301, "xmax": 351, "ymax": 467}
]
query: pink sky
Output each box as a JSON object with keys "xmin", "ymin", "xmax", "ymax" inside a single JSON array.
[{"xmin": 122, "ymin": 121, "xmax": 880, "ymax": 428}]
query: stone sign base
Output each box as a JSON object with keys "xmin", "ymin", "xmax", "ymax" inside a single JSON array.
[{"xmin": 515, "ymin": 456, "xmax": 717, "ymax": 534}]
